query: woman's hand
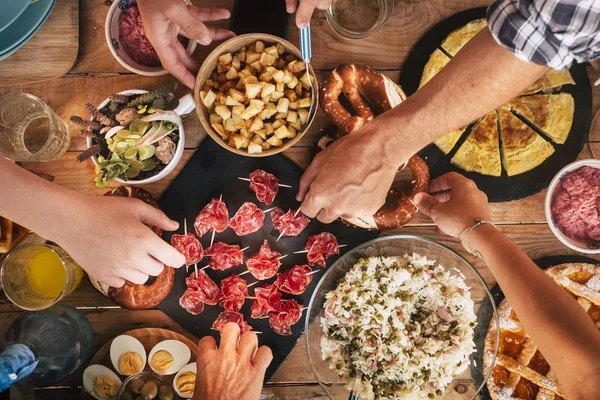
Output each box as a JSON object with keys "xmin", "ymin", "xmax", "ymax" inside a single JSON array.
[
  {"xmin": 194, "ymin": 323, "xmax": 273, "ymax": 400},
  {"xmin": 413, "ymin": 172, "xmax": 491, "ymax": 238},
  {"xmin": 285, "ymin": 0, "xmax": 332, "ymax": 28},
  {"xmin": 138, "ymin": 0, "xmax": 235, "ymax": 89}
]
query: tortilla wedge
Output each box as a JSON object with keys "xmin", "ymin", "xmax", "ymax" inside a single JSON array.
[
  {"xmin": 441, "ymin": 19, "xmax": 487, "ymax": 56},
  {"xmin": 523, "ymin": 69, "xmax": 575, "ymax": 94},
  {"xmin": 498, "ymin": 108, "xmax": 555, "ymax": 176},
  {"xmin": 451, "ymin": 112, "xmax": 502, "ymax": 176},
  {"xmin": 434, "ymin": 127, "xmax": 467, "ymax": 154},
  {"xmin": 419, "ymin": 49, "xmax": 452, "ymax": 89},
  {"xmin": 505, "ymin": 93, "xmax": 574, "ymax": 144}
]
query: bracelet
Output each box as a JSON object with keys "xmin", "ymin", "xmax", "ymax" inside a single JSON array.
[{"xmin": 458, "ymin": 219, "xmax": 495, "ymax": 256}]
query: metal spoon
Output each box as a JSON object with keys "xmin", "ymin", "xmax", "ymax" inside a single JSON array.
[
  {"xmin": 347, "ymin": 369, "xmax": 363, "ymax": 400},
  {"xmin": 299, "ymin": 23, "xmax": 316, "ymax": 122}
]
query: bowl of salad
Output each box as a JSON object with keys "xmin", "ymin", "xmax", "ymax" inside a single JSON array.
[{"xmin": 73, "ymin": 83, "xmax": 195, "ymax": 187}]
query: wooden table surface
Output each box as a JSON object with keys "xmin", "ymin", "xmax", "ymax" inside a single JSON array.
[{"xmin": 1, "ymin": 0, "xmax": 600, "ymax": 399}]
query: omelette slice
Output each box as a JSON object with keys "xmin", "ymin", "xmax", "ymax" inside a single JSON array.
[
  {"xmin": 498, "ymin": 108, "xmax": 555, "ymax": 176},
  {"xmin": 505, "ymin": 93, "xmax": 574, "ymax": 144},
  {"xmin": 441, "ymin": 19, "xmax": 487, "ymax": 56},
  {"xmin": 451, "ymin": 112, "xmax": 502, "ymax": 176},
  {"xmin": 434, "ymin": 127, "xmax": 466, "ymax": 154},
  {"xmin": 523, "ymin": 68, "xmax": 575, "ymax": 94},
  {"xmin": 419, "ymin": 49, "xmax": 452, "ymax": 89}
]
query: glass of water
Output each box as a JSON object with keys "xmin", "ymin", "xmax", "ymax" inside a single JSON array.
[
  {"xmin": 0, "ymin": 93, "xmax": 70, "ymax": 162},
  {"xmin": 327, "ymin": 0, "xmax": 395, "ymax": 39}
]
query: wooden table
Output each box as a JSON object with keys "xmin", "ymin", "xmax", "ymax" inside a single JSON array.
[{"xmin": 1, "ymin": 1, "xmax": 599, "ymax": 398}]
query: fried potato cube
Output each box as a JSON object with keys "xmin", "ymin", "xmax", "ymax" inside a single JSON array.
[
  {"xmin": 219, "ymin": 53, "xmax": 233, "ymax": 65},
  {"xmin": 298, "ymin": 108, "xmax": 309, "ymax": 124},
  {"xmin": 291, "ymin": 119, "xmax": 303, "ymax": 131},
  {"xmin": 246, "ymin": 51, "xmax": 260, "ymax": 65},
  {"xmin": 246, "ymin": 83, "xmax": 262, "ymax": 99},
  {"xmin": 275, "ymin": 82, "xmax": 285, "ymax": 92},
  {"xmin": 202, "ymin": 85, "xmax": 211, "ymax": 92},
  {"xmin": 271, "ymin": 91, "xmax": 284, "ymax": 101},
  {"xmin": 287, "ymin": 75, "xmax": 299, "ymax": 89},
  {"xmin": 284, "ymin": 54, "xmax": 298, "ymax": 63},
  {"xmin": 209, "ymin": 113, "xmax": 223, "ymax": 125},
  {"xmin": 219, "ymin": 81, "xmax": 236, "ymax": 93},
  {"xmin": 241, "ymin": 99, "xmax": 265, "ymax": 120},
  {"xmin": 217, "ymin": 64, "xmax": 226, "ymax": 74},
  {"xmin": 225, "ymin": 67, "xmax": 239, "ymax": 80},
  {"xmin": 298, "ymin": 97, "xmax": 312, "ymax": 108},
  {"xmin": 214, "ymin": 105, "xmax": 232, "ymax": 120},
  {"xmin": 264, "ymin": 122, "xmax": 274, "ymax": 134},
  {"xmin": 201, "ymin": 90, "xmax": 217, "ymax": 109},
  {"xmin": 261, "ymin": 83, "xmax": 276, "ymax": 98},
  {"xmin": 229, "ymin": 89, "xmax": 246, "ymax": 104},
  {"xmin": 277, "ymin": 98, "xmax": 290, "ymax": 114},
  {"xmin": 245, "ymin": 119, "xmax": 253, "ymax": 130},
  {"xmin": 262, "ymin": 46, "xmax": 277, "ymax": 59},
  {"xmin": 288, "ymin": 125, "xmax": 297, "ymax": 138},
  {"xmin": 259, "ymin": 103, "xmax": 278, "ymax": 120},
  {"xmin": 231, "ymin": 104, "xmax": 245, "ymax": 116},
  {"xmin": 287, "ymin": 60, "xmax": 306, "ymax": 74},
  {"xmin": 300, "ymin": 72, "xmax": 313, "ymax": 89},
  {"xmin": 248, "ymin": 142, "xmax": 263, "ymax": 154},
  {"xmin": 243, "ymin": 75, "xmax": 259, "ymax": 85},
  {"xmin": 255, "ymin": 129, "xmax": 268, "ymax": 140},
  {"xmin": 259, "ymin": 71, "xmax": 273, "ymax": 83},
  {"xmin": 238, "ymin": 68, "xmax": 253, "ymax": 81},
  {"xmin": 251, "ymin": 134, "xmax": 264, "ymax": 144},
  {"xmin": 226, "ymin": 96, "xmax": 242, "ymax": 106},
  {"xmin": 284, "ymin": 90, "xmax": 298, "ymax": 102},
  {"xmin": 224, "ymin": 118, "xmax": 236, "ymax": 132},
  {"xmin": 275, "ymin": 112, "xmax": 287, "ymax": 120},
  {"xmin": 206, "ymin": 79, "xmax": 214, "ymax": 86},
  {"xmin": 232, "ymin": 113, "xmax": 245, "ymax": 130},
  {"xmin": 261, "ymin": 142, "xmax": 272, "ymax": 150},
  {"xmin": 240, "ymin": 128, "xmax": 250, "ymax": 138},
  {"xmin": 216, "ymin": 93, "xmax": 227, "ymax": 105},
  {"xmin": 260, "ymin": 52, "xmax": 276, "ymax": 67},
  {"xmin": 272, "ymin": 70, "xmax": 285, "ymax": 83},
  {"xmin": 249, "ymin": 61, "xmax": 264, "ymax": 73},
  {"xmin": 274, "ymin": 125, "xmax": 293, "ymax": 139},
  {"xmin": 211, "ymin": 123, "xmax": 227, "ymax": 140},
  {"xmin": 232, "ymin": 134, "xmax": 249, "ymax": 149},
  {"xmin": 295, "ymin": 83, "xmax": 304, "ymax": 96},
  {"xmin": 286, "ymin": 110, "xmax": 298, "ymax": 123},
  {"xmin": 235, "ymin": 79, "xmax": 245, "ymax": 91},
  {"xmin": 289, "ymin": 101, "xmax": 299, "ymax": 110},
  {"xmin": 275, "ymin": 43, "xmax": 285, "ymax": 55},
  {"xmin": 217, "ymin": 73, "xmax": 228, "ymax": 83},
  {"xmin": 267, "ymin": 135, "xmax": 283, "ymax": 147},
  {"xmin": 255, "ymin": 40, "xmax": 265, "ymax": 53},
  {"xmin": 272, "ymin": 119, "xmax": 284, "ymax": 130},
  {"xmin": 239, "ymin": 46, "xmax": 247, "ymax": 62},
  {"xmin": 249, "ymin": 117, "xmax": 264, "ymax": 133},
  {"xmin": 282, "ymin": 70, "xmax": 293, "ymax": 84},
  {"xmin": 232, "ymin": 56, "xmax": 241, "ymax": 71}
]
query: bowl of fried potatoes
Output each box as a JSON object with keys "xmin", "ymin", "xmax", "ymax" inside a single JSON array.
[{"xmin": 194, "ymin": 33, "xmax": 318, "ymax": 157}]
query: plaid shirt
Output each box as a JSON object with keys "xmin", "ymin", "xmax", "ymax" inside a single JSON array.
[{"xmin": 487, "ymin": 0, "xmax": 600, "ymax": 69}]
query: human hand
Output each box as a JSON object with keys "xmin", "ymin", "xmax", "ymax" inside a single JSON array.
[
  {"xmin": 285, "ymin": 0, "xmax": 332, "ymax": 29},
  {"xmin": 138, "ymin": 0, "xmax": 235, "ymax": 89},
  {"xmin": 194, "ymin": 323, "xmax": 273, "ymax": 400},
  {"xmin": 413, "ymin": 172, "xmax": 491, "ymax": 238},
  {"xmin": 55, "ymin": 195, "xmax": 185, "ymax": 288}
]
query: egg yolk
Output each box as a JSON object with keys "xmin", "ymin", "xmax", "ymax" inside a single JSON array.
[
  {"xmin": 119, "ymin": 352, "xmax": 143, "ymax": 375},
  {"xmin": 151, "ymin": 350, "xmax": 174, "ymax": 374},
  {"xmin": 177, "ymin": 372, "xmax": 196, "ymax": 396}
]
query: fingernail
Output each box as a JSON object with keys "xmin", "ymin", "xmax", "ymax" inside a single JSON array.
[
  {"xmin": 171, "ymin": 220, "xmax": 179, "ymax": 230},
  {"xmin": 200, "ymin": 35, "xmax": 211, "ymax": 45},
  {"xmin": 413, "ymin": 193, "xmax": 423, "ymax": 205},
  {"xmin": 298, "ymin": 22, "xmax": 308, "ymax": 29}
]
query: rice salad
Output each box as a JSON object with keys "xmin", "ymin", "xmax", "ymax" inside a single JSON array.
[{"xmin": 320, "ymin": 254, "xmax": 476, "ymax": 399}]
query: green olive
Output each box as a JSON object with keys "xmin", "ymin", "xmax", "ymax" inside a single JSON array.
[
  {"xmin": 141, "ymin": 380, "xmax": 159, "ymax": 400},
  {"xmin": 129, "ymin": 378, "xmax": 145, "ymax": 394},
  {"xmin": 158, "ymin": 385, "xmax": 174, "ymax": 400},
  {"xmin": 120, "ymin": 392, "xmax": 135, "ymax": 400}
]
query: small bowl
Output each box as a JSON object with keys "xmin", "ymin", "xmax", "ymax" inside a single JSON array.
[
  {"xmin": 117, "ymin": 371, "xmax": 172, "ymax": 400},
  {"xmin": 105, "ymin": 0, "xmax": 197, "ymax": 76},
  {"xmin": 85, "ymin": 89, "xmax": 186, "ymax": 185},
  {"xmin": 545, "ymin": 159, "xmax": 600, "ymax": 254},
  {"xmin": 194, "ymin": 33, "xmax": 319, "ymax": 157}
]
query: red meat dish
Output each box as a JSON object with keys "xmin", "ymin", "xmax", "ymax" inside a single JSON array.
[
  {"xmin": 171, "ymin": 233, "xmax": 204, "ymax": 266},
  {"xmin": 249, "ymin": 169, "xmax": 279, "ymax": 205},
  {"xmin": 251, "ymin": 283, "xmax": 282, "ymax": 319},
  {"xmin": 179, "ymin": 290, "xmax": 205, "ymax": 315},
  {"xmin": 271, "ymin": 208, "xmax": 310, "ymax": 237},
  {"xmin": 212, "ymin": 311, "xmax": 253, "ymax": 334},
  {"xmin": 229, "ymin": 202, "xmax": 265, "ymax": 236},
  {"xmin": 245, "ymin": 240, "xmax": 282, "ymax": 280},
  {"xmin": 205, "ymin": 242, "xmax": 244, "ymax": 271},
  {"xmin": 275, "ymin": 265, "xmax": 313, "ymax": 295},
  {"xmin": 269, "ymin": 299, "xmax": 303, "ymax": 336},
  {"xmin": 305, "ymin": 232, "xmax": 339, "ymax": 267},
  {"xmin": 184, "ymin": 270, "xmax": 222, "ymax": 305},
  {"xmin": 194, "ymin": 198, "xmax": 229, "ymax": 237},
  {"xmin": 220, "ymin": 274, "xmax": 249, "ymax": 312}
]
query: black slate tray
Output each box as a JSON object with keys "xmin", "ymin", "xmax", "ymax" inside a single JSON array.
[
  {"xmin": 157, "ymin": 139, "xmax": 379, "ymax": 381},
  {"xmin": 399, "ymin": 7, "xmax": 593, "ymax": 202}
]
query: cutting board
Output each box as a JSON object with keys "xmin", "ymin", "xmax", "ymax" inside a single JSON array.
[
  {"xmin": 0, "ymin": 0, "xmax": 79, "ymax": 86},
  {"xmin": 158, "ymin": 139, "xmax": 379, "ymax": 381}
]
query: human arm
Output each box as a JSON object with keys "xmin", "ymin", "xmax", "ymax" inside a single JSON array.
[
  {"xmin": 0, "ymin": 156, "xmax": 185, "ymax": 287},
  {"xmin": 414, "ymin": 173, "xmax": 600, "ymax": 399},
  {"xmin": 297, "ymin": 28, "xmax": 548, "ymax": 223},
  {"xmin": 138, "ymin": 0, "xmax": 235, "ymax": 89},
  {"xmin": 285, "ymin": 0, "xmax": 331, "ymax": 29},
  {"xmin": 194, "ymin": 323, "xmax": 273, "ymax": 400}
]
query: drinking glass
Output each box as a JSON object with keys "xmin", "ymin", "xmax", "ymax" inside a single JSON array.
[
  {"xmin": 0, "ymin": 93, "xmax": 70, "ymax": 162},
  {"xmin": 1, "ymin": 243, "xmax": 83, "ymax": 311},
  {"xmin": 327, "ymin": 0, "xmax": 395, "ymax": 39}
]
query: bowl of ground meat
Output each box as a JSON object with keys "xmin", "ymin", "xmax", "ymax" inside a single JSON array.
[
  {"xmin": 105, "ymin": 0, "xmax": 197, "ymax": 76},
  {"xmin": 545, "ymin": 159, "xmax": 600, "ymax": 253}
]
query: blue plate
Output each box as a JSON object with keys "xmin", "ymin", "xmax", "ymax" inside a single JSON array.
[
  {"xmin": 0, "ymin": 0, "xmax": 30, "ymax": 34},
  {"xmin": 0, "ymin": 0, "xmax": 55, "ymax": 55}
]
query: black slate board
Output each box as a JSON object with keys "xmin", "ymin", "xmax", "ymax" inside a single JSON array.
[
  {"xmin": 475, "ymin": 254, "xmax": 599, "ymax": 399},
  {"xmin": 157, "ymin": 139, "xmax": 379, "ymax": 381},
  {"xmin": 399, "ymin": 8, "xmax": 593, "ymax": 202}
]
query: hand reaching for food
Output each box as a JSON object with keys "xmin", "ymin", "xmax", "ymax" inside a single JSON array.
[
  {"xmin": 413, "ymin": 172, "xmax": 491, "ymax": 239},
  {"xmin": 285, "ymin": 0, "xmax": 332, "ymax": 28},
  {"xmin": 194, "ymin": 323, "xmax": 272, "ymax": 400},
  {"xmin": 137, "ymin": 0, "xmax": 235, "ymax": 89}
]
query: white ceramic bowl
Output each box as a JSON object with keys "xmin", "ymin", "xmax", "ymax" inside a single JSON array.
[
  {"xmin": 85, "ymin": 89, "xmax": 186, "ymax": 185},
  {"xmin": 545, "ymin": 159, "xmax": 600, "ymax": 254},
  {"xmin": 105, "ymin": 0, "xmax": 197, "ymax": 76}
]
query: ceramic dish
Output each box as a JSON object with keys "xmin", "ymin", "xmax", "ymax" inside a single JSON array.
[
  {"xmin": 545, "ymin": 158, "xmax": 600, "ymax": 254},
  {"xmin": 305, "ymin": 235, "xmax": 498, "ymax": 400},
  {"xmin": 0, "ymin": 0, "xmax": 30, "ymax": 33}
]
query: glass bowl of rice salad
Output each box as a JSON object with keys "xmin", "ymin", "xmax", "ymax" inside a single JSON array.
[{"xmin": 305, "ymin": 235, "xmax": 498, "ymax": 400}]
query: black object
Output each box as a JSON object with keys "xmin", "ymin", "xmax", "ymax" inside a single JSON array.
[
  {"xmin": 399, "ymin": 8, "xmax": 593, "ymax": 202},
  {"xmin": 157, "ymin": 139, "xmax": 379, "ymax": 381},
  {"xmin": 474, "ymin": 254, "xmax": 599, "ymax": 399},
  {"xmin": 230, "ymin": 0, "xmax": 290, "ymax": 38}
]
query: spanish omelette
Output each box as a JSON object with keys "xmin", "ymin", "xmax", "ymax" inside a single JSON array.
[
  {"xmin": 451, "ymin": 112, "xmax": 502, "ymax": 176},
  {"xmin": 441, "ymin": 18, "xmax": 487, "ymax": 56},
  {"xmin": 419, "ymin": 48, "xmax": 452, "ymax": 89}
]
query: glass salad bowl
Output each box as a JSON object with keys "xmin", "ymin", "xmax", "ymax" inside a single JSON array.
[{"xmin": 305, "ymin": 235, "xmax": 499, "ymax": 399}]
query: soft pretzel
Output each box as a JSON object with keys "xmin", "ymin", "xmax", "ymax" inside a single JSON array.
[
  {"xmin": 89, "ymin": 186, "xmax": 174, "ymax": 310},
  {"xmin": 319, "ymin": 64, "xmax": 430, "ymax": 230}
]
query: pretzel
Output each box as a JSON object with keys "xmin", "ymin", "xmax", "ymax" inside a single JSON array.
[
  {"xmin": 89, "ymin": 186, "xmax": 175, "ymax": 310},
  {"xmin": 319, "ymin": 64, "xmax": 430, "ymax": 230}
]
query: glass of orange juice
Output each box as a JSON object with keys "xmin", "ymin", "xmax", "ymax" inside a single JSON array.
[{"xmin": 1, "ymin": 243, "xmax": 83, "ymax": 310}]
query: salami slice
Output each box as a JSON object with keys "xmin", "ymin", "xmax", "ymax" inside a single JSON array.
[
  {"xmin": 229, "ymin": 202, "xmax": 265, "ymax": 236},
  {"xmin": 275, "ymin": 265, "xmax": 313, "ymax": 295},
  {"xmin": 179, "ymin": 290, "xmax": 205, "ymax": 315},
  {"xmin": 305, "ymin": 232, "xmax": 339, "ymax": 267},
  {"xmin": 245, "ymin": 240, "xmax": 282, "ymax": 280},
  {"xmin": 171, "ymin": 233, "xmax": 204, "ymax": 266},
  {"xmin": 184, "ymin": 270, "xmax": 222, "ymax": 305},
  {"xmin": 251, "ymin": 283, "xmax": 282, "ymax": 319},
  {"xmin": 249, "ymin": 169, "xmax": 279, "ymax": 205},
  {"xmin": 205, "ymin": 242, "xmax": 245, "ymax": 271},
  {"xmin": 220, "ymin": 274, "xmax": 249, "ymax": 312},
  {"xmin": 212, "ymin": 311, "xmax": 253, "ymax": 334},
  {"xmin": 268, "ymin": 299, "xmax": 303, "ymax": 336},
  {"xmin": 194, "ymin": 198, "xmax": 229, "ymax": 237},
  {"xmin": 271, "ymin": 208, "xmax": 310, "ymax": 237}
]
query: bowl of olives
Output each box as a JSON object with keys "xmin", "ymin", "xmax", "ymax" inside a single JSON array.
[{"xmin": 118, "ymin": 371, "xmax": 176, "ymax": 400}]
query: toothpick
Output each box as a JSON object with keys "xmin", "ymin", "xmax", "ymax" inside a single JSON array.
[
  {"xmin": 246, "ymin": 296, "xmax": 257, "ymax": 300},
  {"xmin": 278, "ymin": 254, "xmax": 288, "ymax": 260},
  {"xmin": 253, "ymin": 331, "xmax": 263, "ymax": 334},
  {"xmin": 241, "ymin": 246, "xmax": 250, "ymax": 252},
  {"xmin": 238, "ymin": 177, "xmax": 251, "ymax": 182},
  {"xmin": 301, "ymin": 307, "xmax": 307, "ymax": 312},
  {"xmin": 239, "ymin": 270, "xmax": 251, "ymax": 277},
  {"xmin": 264, "ymin": 207, "xmax": 276, "ymax": 213},
  {"xmin": 293, "ymin": 207, "xmax": 301, "ymax": 218},
  {"xmin": 201, "ymin": 265, "xmax": 210, "ymax": 271},
  {"xmin": 183, "ymin": 218, "xmax": 189, "ymax": 273},
  {"xmin": 210, "ymin": 229, "xmax": 216, "ymax": 247},
  {"xmin": 305, "ymin": 270, "xmax": 320, "ymax": 276},
  {"xmin": 278, "ymin": 183, "xmax": 293, "ymax": 188},
  {"xmin": 247, "ymin": 281, "xmax": 259, "ymax": 288},
  {"xmin": 276, "ymin": 229, "xmax": 287, "ymax": 241},
  {"xmin": 238, "ymin": 177, "xmax": 292, "ymax": 188},
  {"xmin": 294, "ymin": 244, "xmax": 347, "ymax": 254},
  {"xmin": 194, "ymin": 263, "xmax": 198, "ymax": 278}
]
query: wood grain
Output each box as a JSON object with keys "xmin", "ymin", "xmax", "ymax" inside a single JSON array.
[{"xmin": 0, "ymin": 0, "xmax": 79, "ymax": 86}]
